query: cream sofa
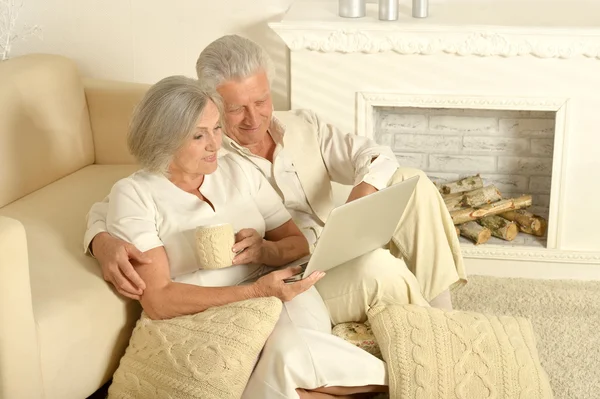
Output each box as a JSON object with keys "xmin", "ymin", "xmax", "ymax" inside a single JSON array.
[
  {"xmin": 0, "ymin": 54, "xmax": 151, "ymax": 399},
  {"xmin": 0, "ymin": 53, "xmax": 356, "ymax": 399}
]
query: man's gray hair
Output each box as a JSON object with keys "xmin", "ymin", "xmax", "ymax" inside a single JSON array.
[
  {"xmin": 196, "ymin": 35, "xmax": 275, "ymax": 89},
  {"xmin": 128, "ymin": 75, "xmax": 218, "ymax": 175}
]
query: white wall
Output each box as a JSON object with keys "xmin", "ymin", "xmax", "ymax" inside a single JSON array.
[
  {"xmin": 11, "ymin": 0, "xmax": 327, "ymax": 110},
  {"xmin": 9, "ymin": 0, "xmax": 573, "ymax": 110}
]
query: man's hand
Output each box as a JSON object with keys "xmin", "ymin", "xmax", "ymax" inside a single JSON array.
[
  {"xmin": 232, "ymin": 228, "xmax": 265, "ymax": 265},
  {"xmin": 92, "ymin": 232, "xmax": 151, "ymax": 300},
  {"xmin": 346, "ymin": 181, "xmax": 378, "ymax": 203},
  {"xmin": 253, "ymin": 266, "xmax": 325, "ymax": 302}
]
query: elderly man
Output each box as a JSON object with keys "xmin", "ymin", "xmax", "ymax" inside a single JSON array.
[{"xmin": 85, "ymin": 35, "xmax": 466, "ymax": 316}]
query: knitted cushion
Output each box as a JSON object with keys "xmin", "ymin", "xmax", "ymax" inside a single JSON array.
[
  {"xmin": 368, "ymin": 304, "xmax": 554, "ymax": 399},
  {"xmin": 108, "ymin": 297, "xmax": 282, "ymax": 399},
  {"xmin": 332, "ymin": 321, "xmax": 382, "ymax": 359}
]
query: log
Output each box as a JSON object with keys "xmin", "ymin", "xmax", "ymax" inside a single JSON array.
[
  {"xmin": 443, "ymin": 185, "xmax": 502, "ymax": 211},
  {"xmin": 501, "ymin": 209, "xmax": 548, "ymax": 237},
  {"xmin": 441, "ymin": 175, "xmax": 484, "ymax": 195},
  {"xmin": 459, "ymin": 221, "xmax": 492, "ymax": 245},
  {"xmin": 444, "ymin": 193, "xmax": 465, "ymax": 212},
  {"xmin": 450, "ymin": 195, "xmax": 533, "ymax": 225},
  {"xmin": 461, "ymin": 185, "xmax": 502, "ymax": 208},
  {"xmin": 455, "ymin": 226, "xmax": 460, "ymax": 237},
  {"xmin": 478, "ymin": 215, "xmax": 519, "ymax": 241}
]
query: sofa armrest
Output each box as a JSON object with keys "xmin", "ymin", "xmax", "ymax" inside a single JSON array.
[
  {"xmin": 84, "ymin": 78, "xmax": 149, "ymax": 165},
  {"xmin": 0, "ymin": 216, "xmax": 43, "ymax": 399}
]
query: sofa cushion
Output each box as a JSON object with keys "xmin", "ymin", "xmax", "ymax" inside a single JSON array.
[
  {"xmin": 0, "ymin": 164, "xmax": 139, "ymax": 399},
  {"xmin": 84, "ymin": 78, "xmax": 149, "ymax": 165},
  {"xmin": 368, "ymin": 304, "xmax": 554, "ymax": 399},
  {"xmin": 108, "ymin": 298, "xmax": 283, "ymax": 399},
  {"xmin": 0, "ymin": 54, "xmax": 95, "ymax": 208}
]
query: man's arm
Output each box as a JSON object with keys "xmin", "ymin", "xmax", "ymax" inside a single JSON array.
[
  {"xmin": 84, "ymin": 197, "xmax": 149, "ymax": 299},
  {"xmin": 301, "ymin": 110, "xmax": 400, "ymax": 198},
  {"xmin": 346, "ymin": 181, "xmax": 379, "ymax": 203}
]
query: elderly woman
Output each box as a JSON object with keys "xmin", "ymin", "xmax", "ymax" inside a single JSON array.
[{"xmin": 106, "ymin": 76, "xmax": 388, "ymax": 399}]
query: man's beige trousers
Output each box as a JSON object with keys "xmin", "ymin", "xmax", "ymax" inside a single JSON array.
[{"xmin": 316, "ymin": 167, "xmax": 467, "ymax": 325}]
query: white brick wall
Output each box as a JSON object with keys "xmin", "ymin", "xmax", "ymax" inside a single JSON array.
[
  {"xmin": 499, "ymin": 119, "xmax": 555, "ymax": 137},
  {"xmin": 482, "ymin": 174, "xmax": 529, "ymax": 194},
  {"xmin": 394, "ymin": 134, "xmax": 461, "ymax": 153},
  {"xmin": 497, "ymin": 157, "xmax": 553, "ymax": 175},
  {"xmin": 531, "ymin": 138, "xmax": 554, "ymax": 156},
  {"xmin": 462, "ymin": 137, "xmax": 529, "ymax": 154},
  {"xmin": 429, "ymin": 115, "xmax": 498, "ymax": 134},
  {"xmin": 379, "ymin": 114, "xmax": 427, "ymax": 132},
  {"xmin": 394, "ymin": 153, "xmax": 427, "ymax": 169},
  {"xmin": 429, "ymin": 154, "xmax": 497, "ymax": 173},
  {"xmin": 374, "ymin": 107, "xmax": 556, "ymax": 215}
]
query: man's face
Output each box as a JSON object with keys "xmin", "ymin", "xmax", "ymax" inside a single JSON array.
[{"xmin": 216, "ymin": 71, "xmax": 273, "ymax": 147}]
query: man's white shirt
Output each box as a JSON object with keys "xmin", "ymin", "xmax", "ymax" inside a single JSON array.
[{"xmin": 219, "ymin": 113, "xmax": 399, "ymax": 247}]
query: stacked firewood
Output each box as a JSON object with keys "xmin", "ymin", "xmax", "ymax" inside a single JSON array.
[{"xmin": 438, "ymin": 175, "xmax": 548, "ymax": 245}]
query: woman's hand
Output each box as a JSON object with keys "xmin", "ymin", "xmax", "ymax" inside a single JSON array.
[
  {"xmin": 232, "ymin": 228, "xmax": 265, "ymax": 265},
  {"xmin": 253, "ymin": 266, "xmax": 326, "ymax": 302}
]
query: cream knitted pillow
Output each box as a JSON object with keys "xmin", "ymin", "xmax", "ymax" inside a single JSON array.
[
  {"xmin": 108, "ymin": 297, "xmax": 282, "ymax": 399},
  {"xmin": 368, "ymin": 304, "xmax": 553, "ymax": 399}
]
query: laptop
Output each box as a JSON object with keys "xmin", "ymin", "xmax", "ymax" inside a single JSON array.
[{"xmin": 282, "ymin": 175, "xmax": 420, "ymax": 283}]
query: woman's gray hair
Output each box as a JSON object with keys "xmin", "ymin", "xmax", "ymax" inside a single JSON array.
[
  {"xmin": 128, "ymin": 75, "xmax": 219, "ymax": 175},
  {"xmin": 196, "ymin": 35, "xmax": 275, "ymax": 90}
]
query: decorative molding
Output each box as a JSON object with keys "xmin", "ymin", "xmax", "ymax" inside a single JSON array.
[
  {"xmin": 270, "ymin": 27, "xmax": 600, "ymax": 59},
  {"xmin": 461, "ymin": 247, "xmax": 600, "ymax": 264},
  {"xmin": 357, "ymin": 92, "xmax": 568, "ymax": 112}
]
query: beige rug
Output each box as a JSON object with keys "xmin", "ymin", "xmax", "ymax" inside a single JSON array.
[{"xmin": 452, "ymin": 275, "xmax": 600, "ymax": 399}]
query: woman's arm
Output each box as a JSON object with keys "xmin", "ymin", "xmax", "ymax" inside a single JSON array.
[
  {"xmin": 232, "ymin": 220, "xmax": 310, "ymax": 267},
  {"xmin": 136, "ymin": 246, "xmax": 258, "ymax": 320},
  {"xmin": 106, "ymin": 177, "xmax": 319, "ymax": 321},
  {"xmin": 138, "ymin": 244, "xmax": 322, "ymax": 320}
]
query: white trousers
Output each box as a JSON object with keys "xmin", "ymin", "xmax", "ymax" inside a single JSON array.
[
  {"xmin": 242, "ymin": 287, "xmax": 387, "ymax": 399},
  {"xmin": 242, "ymin": 167, "xmax": 467, "ymax": 398}
]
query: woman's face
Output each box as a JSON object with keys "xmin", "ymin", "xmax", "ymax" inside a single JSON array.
[{"xmin": 171, "ymin": 100, "xmax": 222, "ymax": 176}]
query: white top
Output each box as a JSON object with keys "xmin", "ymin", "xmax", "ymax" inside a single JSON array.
[
  {"xmin": 220, "ymin": 113, "xmax": 399, "ymax": 246},
  {"xmin": 104, "ymin": 154, "xmax": 291, "ymax": 287}
]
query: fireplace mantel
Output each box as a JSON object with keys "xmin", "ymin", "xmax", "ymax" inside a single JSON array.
[{"xmin": 270, "ymin": 1, "xmax": 600, "ymax": 58}]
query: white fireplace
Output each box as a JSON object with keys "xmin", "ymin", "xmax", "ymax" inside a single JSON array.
[
  {"xmin": 370, "ymin": 102, "xmax": 556, "ymax": 247},
  {"xmin": 270, "ymin": 0, "xmax": 600, "ymax": 280}
]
